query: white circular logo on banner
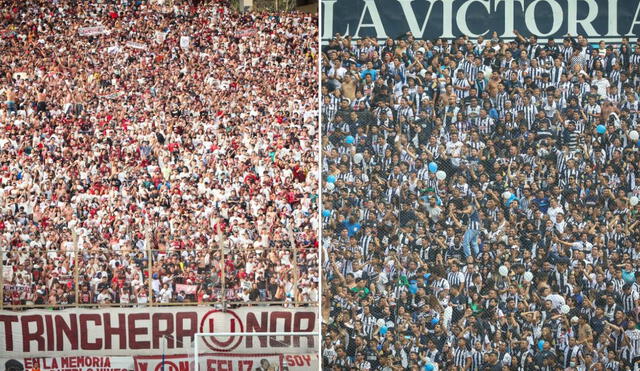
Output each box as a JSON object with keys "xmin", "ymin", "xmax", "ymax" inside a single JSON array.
[{"xmin": 199, "ymin": 310, "xmax": 245, "ymax": 352}]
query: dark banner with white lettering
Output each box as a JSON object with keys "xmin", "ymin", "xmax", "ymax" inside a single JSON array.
[{"xmin": 322, "ymin": 0, "xmax": 640, "ymax": 43}]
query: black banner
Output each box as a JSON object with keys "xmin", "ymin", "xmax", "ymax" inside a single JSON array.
[{"xmin": 322, "ymin": 0, "xmax": 640, "ymax": 43}]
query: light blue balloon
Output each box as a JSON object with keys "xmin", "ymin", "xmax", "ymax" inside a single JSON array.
[
  {"xmin": 322, "ymin": 210, "xmax": 331, "ymax": 217},
  {"xmin": 538, "ymin": 339, "xmax": 545, "ymax": 351},
  {"xmin": 596, "ymin": 125, "xmax": 606, "ymax": 134},
  {"xmin": 424, "ymin": 364, "xmax": 434, "ymax": 371},
  {"xmin": 345, "ymin": 135, "xmax": 355, "ymax": 144},
  {"xmin": 431, "ymin": 317, "xmax": 439, "ymax": 325},
  {"xmin": 327, "ymin": 175, "xmax": 336, "ymax": 183},
  {"xmin": 428, "ymin": 162, "xmax": 438, "ymax": 172},
  {"xmin": 409, "ymin": 285, "xmax": 418, "ymax": 294},
  {"xmin": 380, "ymin": 326, "xmax": 388, "ymax": 335}
]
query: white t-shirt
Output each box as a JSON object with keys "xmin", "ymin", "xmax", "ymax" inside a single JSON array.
[{"xmin": 593, "ymin": 77, "xmax": 610, "ymax": 97}]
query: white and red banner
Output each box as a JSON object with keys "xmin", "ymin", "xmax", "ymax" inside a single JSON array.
[
  {"xmin": 0, "ymin": 356, "xmax": 133, "ymax": 371},
  {"xmin": 0, "ymin": 307, "xmax": 318, "ymax": 357},
  {"xmin": 134, "ymin": 354, "xmax": 281, "ymax": 371},
  {"xmin": 125, "ymin": 41, "xmax": 147, "ymax": 50},
  {"xmin": 233, "ymin": 30, "xmax": 256, "ymax": 38},
  {"xmin": 78, "ymin": 26, "xmax": 108, "ymax": 36},
  {"xmin": 133, "ymin": 354, "xmax": 318, "ymax": 371},
  {"xmin": 175, "ymin": 284, "xmax": 197, "ymax": 295},
  {"xmin": 154, "ymin": 31, "xmax": 168, "ymax": 44},
  {"xmin": 3, "ymin": 284, "xmax": 32, "ymax": 293},
  {"xmin": 0, "ymin": 354, "xmax": 318, "ymax": 371}
]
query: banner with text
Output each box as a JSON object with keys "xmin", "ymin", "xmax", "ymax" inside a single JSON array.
[
  {"xmin": 0, "ymin": 356, "xmax": 133, "ymax": 371},
  {"xmin": 0, "ymin": 307, "xmax": 318, "ymax": 357},
  {"xmin": 321, "ymin": 0, "xmax": 640, "ymax": 43},
  {"xmin": 78, "ymin": 26, "xmax": 108, "ymax": 36},
  {"xmin": 134, "ymin": 354, "xmax": 281, "ymax": 371},
  {"xmin": 133, "ymin": 354, "xmax": 318, "ymax": 371}
]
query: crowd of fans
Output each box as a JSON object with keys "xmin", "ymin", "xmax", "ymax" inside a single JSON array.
[
  {"xmin": 321, "ymin": 32, "xmax": 640, "ymax": 370},
  {"xmin": 0, "ymin": 0, "xmax": 319, "ymax": 308}
]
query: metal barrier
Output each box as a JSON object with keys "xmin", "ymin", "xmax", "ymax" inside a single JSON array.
[{"xmin": 1, "ymin": 227, "xmax": 317, "ymax": 310}]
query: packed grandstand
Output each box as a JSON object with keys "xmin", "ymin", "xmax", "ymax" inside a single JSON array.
[
  {"xmin": 321, "ymin": 33, "xmax": 640, "ymax": 370},
  {"xmin": 0, "ymin": 0, "xmax": 319, "ymax": 309}
]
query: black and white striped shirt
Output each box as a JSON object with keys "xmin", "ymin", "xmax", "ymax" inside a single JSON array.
[
  {"xmin": 519, "ymin": 103, "xmax": 538, "ymax": 129},
  {"xmin": 624, "ymin": 329, "xmax": 640, "ymax": 357},
  {"xmin": 359, "ymin": 313, "xmax": 377, "ymax": 338},
  {"xmin": 585, "ymin": 103, "xmax": 601, "ymax": 125},
  {"xmin": 561, "ymin": 46, "xmax": 573, "ymax": 62},
  {"xmin": 453, "ymin": 77, "xmax": 471, "ymax": 99},
  {"xmin": 453, "ymin": 347, "xmax": 470, "ymax": 368},
  {"xmin": 470, "ymin": 349, "xmax": 484, "ymax": 371},
  {"xmin": 622, "ymin": 291, "xmax": 638, "ymax": 313},
  {"xmin": 359, "ymin": 234, "xmax": 373, "ymax": 259},
  {"xmin": 495, "ymin": 91, "xmax": 509, "ymax": 113},
  {"xmin": 460, "ymin": 60, "xmax": 478, "ymax": 81}
]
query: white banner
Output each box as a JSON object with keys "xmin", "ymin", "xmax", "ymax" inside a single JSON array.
[
  {"xmin": 233, "ymin": 30, "xmax": 256, "ymax": 38},
  {"xmin": 0, "ymin": 356, "xmax": 133, "ymax": 371},
  {"xmin": 0, "ymin": 307, "xmax": 318, "ymax": 357},
  {"xmin": 179, "ymin": 36, "xmax": 190, "ymax": 49},
  {"xmin": 78, "ymin": 26, "xmax": 108, "ymax": 36},
  {"xmin": 125, "ymin": 41, "xmax": 147, "ymax": 50},
  {"xmin": 3, "ymin": 284, "xmax": 31, "ymax": 293},
  {"xmin": 154, "ymin": 31, "xmax": 168, "ymax": 44}
]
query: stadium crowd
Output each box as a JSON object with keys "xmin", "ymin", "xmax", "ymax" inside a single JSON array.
[
  {"xmin": 321, "ymin": 32, "xmax": 640, "ymax": 370},
  {"xmin": 0, "ymin": 0, "xmax": 319, "ymax": 307}
]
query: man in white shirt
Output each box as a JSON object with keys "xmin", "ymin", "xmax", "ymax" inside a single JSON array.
[
  {"xmin": 446, "ymin": 132, "xmax": 464, "ymax": 167},
  {"xmin": 592, "ymin": 70, "xmax": 610, "ymax": 97}
]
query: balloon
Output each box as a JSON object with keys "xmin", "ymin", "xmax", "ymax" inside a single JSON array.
[
  {"xmin": 409, "ymin": 285, "xmax": 418, "ymax": 294},
  {"xmin": 498, "ymin": 265, "xmax": 508, "ymax": 277},
  {"xmin": 523, "ymin": 271, "xmax": 534, "ymax": 282},
  {"xmin": 379, "ymin": 326, "xmax": 388, "ymax": 335},
  {"xmin": 423, "ymin": 273, "xmax": 431, "ymax": 280},
  {"xmin": 428, "ymin": 162, "xmax": 438, "ymax": 172},
  {"xmin": 376, "ymin": 319, "xmax": 386, "ymax": 327},
  {"xmin": 431, "ymin": 317, "xmax": 439, "ymax": 325},
  {"xmin": 424, "ymin": 364, "xmax": 434, "ymax": 371},
  {"xmin": 561, "ymin": 304, "xmax": 570, "ymax": 314},
  {"xmin": 436, "ymin": 170, "xmax": 447, "ymax": 180},
  {"xmin": 538, "ymin": 340, "xmax": 545, "ymax": 351},
  {"xmin": 322, "ymin": 210, "xmax": 331, "ymax": 218},
  {"xmin": 596, "ymin": 125, "xmax": 606, "ymax": 134},
  {"xmin": 345, "ymin": 135, "xmax": 355, "ymax": 144},
  {"xmin": 326, "ymin": 175, "xmax": 336, "ymax": 183},
  {"xmin": 502, "ymin": 191, "xmax": 512, "ymax": 200},
  {"xmin": 326, "ymin": 182, "xmax": 335, "ymax": 191},
  {"xmin": 630, "ymin": 196, "xmax": 639, "ymax": 206},
  {"xmin": 353, "ymin": 153, "xmax": 363, "ymax": 164},
  {"xmin": 630, "ymin": 130, "xmax": 639, "ymax": 142}
]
